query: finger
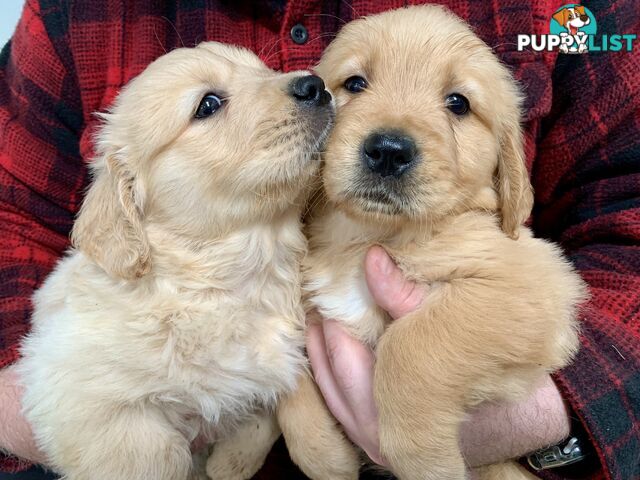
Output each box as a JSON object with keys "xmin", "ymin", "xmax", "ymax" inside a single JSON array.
[
  {"xmin": 322, "ymin": 320, "xmax": 376, "ymax": 418},
  {"xmin": 364, "ymin": 245, "xmax": 426, "ymax": 320},
  {"xmin": 306, "ymin": 322, "xmax": 360, "ymax": 436},
  {"xmin": 322, "ymin": 320, "xmax": 384, "ymax": 464}
]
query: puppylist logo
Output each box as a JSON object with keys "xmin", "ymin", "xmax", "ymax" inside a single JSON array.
[{"xmin": 517, "ymin": 4, "xmax": 637, "ymax": 54}]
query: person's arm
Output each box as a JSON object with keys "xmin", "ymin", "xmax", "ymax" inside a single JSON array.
[
  {"xmin": 0, "ymin": 0, "xmax": 85, "ymax": 471},
  {"xmin": 530, "ymin": 1, "xmax": 640, "ymax": 476}
]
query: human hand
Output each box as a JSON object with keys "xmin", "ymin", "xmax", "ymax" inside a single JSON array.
[
  {"xmin": 0, "ymin": 366, "xmax": 47, "ymax": 465},
  {"xmin": 306, "ymin": 245, "xmax": 425, "ymax": 465},
  {"xmin": 307, "ymin": 246, "xmax": 572, "ymax": 468}
]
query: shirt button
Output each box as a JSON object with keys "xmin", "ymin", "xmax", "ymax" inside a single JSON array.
[{"xmin": 290, "ymin": 23, "xmax": 309, "ymax": 45}]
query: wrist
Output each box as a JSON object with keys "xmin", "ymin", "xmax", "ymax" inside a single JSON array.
[{"xmin": 460, "ymin": 375, "xmax": 571, "ymax": 468}]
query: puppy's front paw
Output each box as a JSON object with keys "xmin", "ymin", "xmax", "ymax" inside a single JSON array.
[
  {"xmin": 206, "ymin": 450, "xmax": 261, "ymax": 480},
  {"xmin": 206, "ymin": 414, "xmax": 280, "ymax": 480},
  {"xmin": 278, "ymin": 373, "xmax": 360, "ymax": 480},
  {"xmin": 284, "ymin": 427, "xmax": 361, "ymax": 480}
]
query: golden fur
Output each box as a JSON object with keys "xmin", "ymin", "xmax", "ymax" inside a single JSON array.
[
  {"xmin": 278, "ymin": 6, "xmax": 587, "ymax": 480},
  {"xmin": 18, "ymin": 42, "xmax": 333, "ymax": 480}
]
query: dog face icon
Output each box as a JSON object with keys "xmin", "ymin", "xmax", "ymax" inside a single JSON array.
[
  {"xmin": 552, "ymin": 5, "xmax": 591, "ymax": 35},
  {"xmin": 552, "ymin": 5, "xmax": 592, "ymax": 53}
]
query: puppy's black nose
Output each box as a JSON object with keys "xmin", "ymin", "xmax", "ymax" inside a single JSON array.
[
  {"xmin": 363, "ymin": 132, "xmax": 417, "ymax": 178},
  {"xmin": 290, "ymin": 75, "xmax": 330, "ymax": 106}
]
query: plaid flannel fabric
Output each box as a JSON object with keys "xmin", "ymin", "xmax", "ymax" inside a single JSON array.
[{"xmin": 0, "ymin": 0, "xmax": 638, "ymax": 478}]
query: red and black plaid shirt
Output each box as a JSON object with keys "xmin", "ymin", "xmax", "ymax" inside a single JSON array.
[{"xmin": 1, "ymin": 0, "xmax": 638, "ymax": 478}]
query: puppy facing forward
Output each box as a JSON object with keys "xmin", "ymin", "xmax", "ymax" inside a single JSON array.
[
  {"xmin": 17, "ymin": 42, "xmax": 333, "ymax": 480},
  {"xmin": 278, "ymin": 6, "xmax": 587, "ymax": 480}
]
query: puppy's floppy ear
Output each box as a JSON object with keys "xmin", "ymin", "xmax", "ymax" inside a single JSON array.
[
  {"xmin": 496, "ymin": 113, "xmax": 534, "ymax": 240},
  {"xmin": 552, "ymin": 8, "xmax": 569, "ymax": 27},
  {"xmin": 71, "ymin": 148, "xmax": 151, "ymax": 279},
  {"xmin": 575, "ymin": 6, "xmax": 586, "ymax": 16}
]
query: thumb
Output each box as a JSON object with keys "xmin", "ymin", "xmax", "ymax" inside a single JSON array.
[{"xmin": 364, "ymin": 246, "xmax": 425, "ymax": 320}]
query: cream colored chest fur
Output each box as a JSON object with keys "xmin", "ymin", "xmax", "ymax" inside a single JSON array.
[
  {"xmin": 304, "ymin": 211, "xmax": 387, "ymax": 345},
  {"xmin": 21, "ymin": 221, "xmax": 307, "ymax": 435}
]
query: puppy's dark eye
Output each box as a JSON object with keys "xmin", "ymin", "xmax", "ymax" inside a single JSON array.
[
  {"xmin": 445, "ymin": 93, "xmax": 470, "ymax": 115},
  {"xmin": 195, "ymin": 93, "xmax": 223, "ymax": 119},
  {"xmin": 344, "ymin": 76, "xmax": 367, "ymax": 93}
]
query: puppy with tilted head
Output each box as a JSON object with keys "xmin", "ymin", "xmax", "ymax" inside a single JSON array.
[
  {"xmin": 278, "ymin": 6, "xmax": 587, "ymax": 480},
  {"xmin": 17, "ymin": 42, "xmax": 333, "ymax": 480}
]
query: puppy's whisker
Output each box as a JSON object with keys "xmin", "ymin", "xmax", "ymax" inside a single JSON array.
[
  {"xmin": 490, "ymin": 41, "xmax": 519, "ymax": 51},
  {"xmin": 300, "ymin": 33, "xmax": 340, "ymax": 70},
  {"xmin": 340, "ymin": 0, "xmax": 361, "ymax": 20},
  {"xmin": 303, "ymin": 13, "xmax": 348, "ymax": 25},
  {"xmin": 303, "ymin": 183, "xmax": 328, "ymax": 218},
  {"xmin": 304, "ymin": 32, "xmax": 339, "ymax": 47},
  {"xmin": 305, "ymin": 194, "xmax": 328, "ymax": 220},
  {"xmin": 153, "ymin": 26, "xmax": 168, "ymax": 54},
  {"xmin": 261, "ymin": 36, "xmax": 293, "ymax": 66},
  {"xmin": 261, "ymin": 43, "xmax": 285, "ymax": 65},
  {"xmin": 258, "ymin": 38, "xmax": 276, "ymax": 60},
  {"xmin": 257, "ymin": 35, "xmax": 279, "ymax": 58},
  {"xmin": 161, "ymin": 16, "xmax": 186, "ymax": 48}
]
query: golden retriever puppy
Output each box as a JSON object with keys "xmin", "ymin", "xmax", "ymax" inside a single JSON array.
[
  {"xmin": 278, "ymin": 6, "xmax": 587, "ymax": 480},
  {"xmin": 17, "ymin": 42, "xmax": 333, "ymax": 480}
]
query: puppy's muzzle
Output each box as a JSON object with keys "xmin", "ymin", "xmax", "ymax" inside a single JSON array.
[
  {"xmin": 362, "ymin": 131, "xmax": 417, "ymax": 178},
  {"xmin": 290, "ymin": 75, "xmax": 332, "ymax": 107}
]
